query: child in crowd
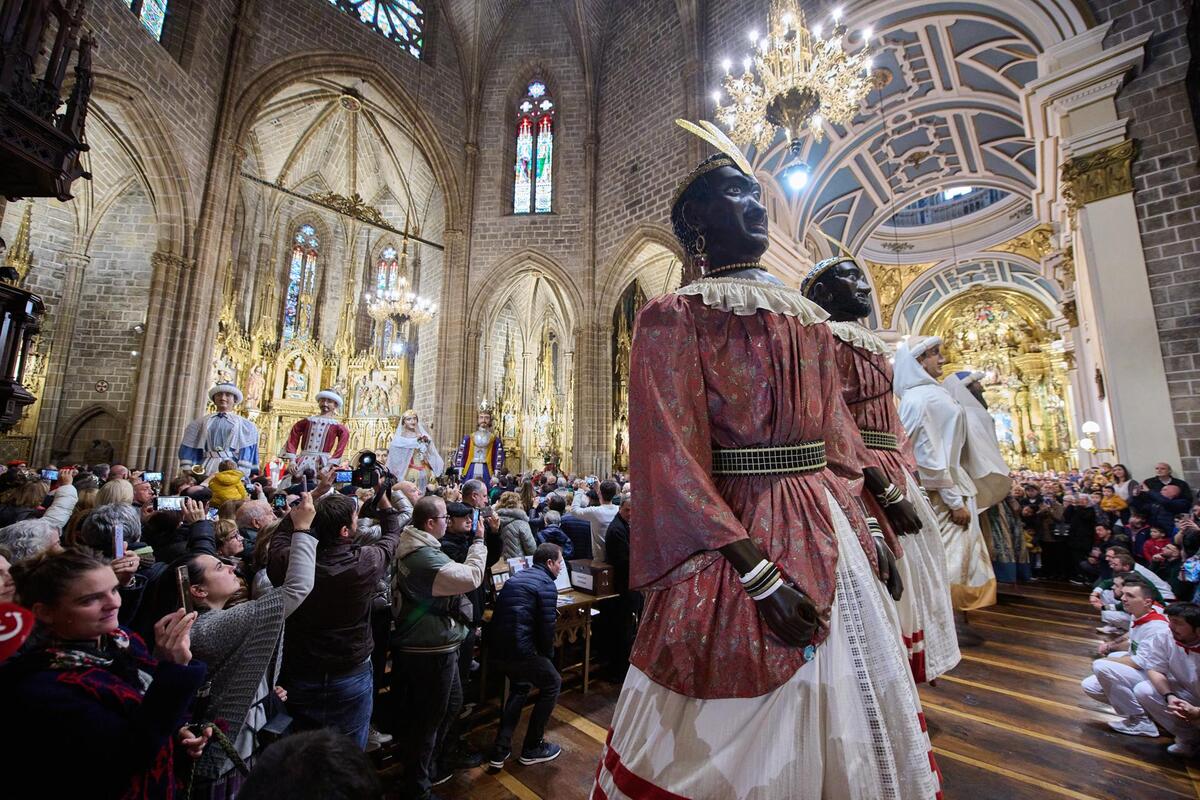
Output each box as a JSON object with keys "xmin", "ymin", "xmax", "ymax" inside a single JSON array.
[
  {"xmin": 208, "ymin": 459, "xmax": 249, "ymax": 507},
  {"xmin": 1142, "ymin": 527, "xmax": 1171, "ymax": 564}
]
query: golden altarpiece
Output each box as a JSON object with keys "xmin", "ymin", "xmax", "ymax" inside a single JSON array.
[
  {"xmin": 209, "ymin": 236, "xmax": 421, "ymax": 465},
  {"xmin": 922, "ymin": 287, "xmax": 1075, "ymax": 472},
  {"xmin": 0, "ymin": 204, "xmax": 50, "ymax": 461},
  {"xmin": 492, "ymin": 320, "xmax": 569, "ymax": 474}
]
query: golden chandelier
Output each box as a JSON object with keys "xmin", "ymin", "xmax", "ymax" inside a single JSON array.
[
  {"xmin": 715, "ymin": 0, "xmax": 874, "ymax": 154},
  {"xmin": 364, "ymin": 275, "xmax": 437, "ymax": 328}
]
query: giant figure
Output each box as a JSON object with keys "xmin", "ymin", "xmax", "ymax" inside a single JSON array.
[
  {"xmin": 386, "ymin": 409, "xmax": 444, "ymax": 492},
  {"xmin": 895, "ymin": 337, "xmax": 998, "ymax": 644},
  {"xmin": 454, "ymin": 402, "xmax": 504, "ymax": 485},
  {"xmin": 281, "ymin": 389, "xmax": 350, "ymax": 476},
  {"xmin": 804, "ymin": 256, "xmax": 961, "ymax": 682},
  {"xmin": 591, "ymin": 121, "xmax": 939, "ymax": 799},
  {"xmin": 178, "ymin": 383, "xmax": 260, "ymax": 477}
]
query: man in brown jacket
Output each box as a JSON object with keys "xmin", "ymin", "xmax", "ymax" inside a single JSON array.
[{"xmin": 268, "ymin": 483, "xmax": 400, "ymax": 749}]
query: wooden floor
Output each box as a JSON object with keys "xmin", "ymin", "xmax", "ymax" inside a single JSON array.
[{"xmin": 380, "ymin": 583, "xmax": 1200, "ymax": 799}]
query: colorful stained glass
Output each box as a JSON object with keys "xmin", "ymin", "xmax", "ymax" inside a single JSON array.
[
  {"xmin": 377, "ymin": 246, "xmax": 399, "ymax": 294},
  {"xmin": 125, "ymin": 0, "xmax": 167, "ymax": 40},
  {"xmin": 534, "ymin": 115, "xmax": 553, "ymax": 213},
  {"xmin": 283, "ymin": 225, "xmax": 319, "ymax": 341},
  {"xmin": 513, "ymin": 80, "xmax": 554, "ymax": 214},
  {"xmin": 329, "ymin": 0, "xmax": 424, "ymax": 59},
  {"xmin": 514, "ymin": 117, "xmax": 534, "ymax": 214}
]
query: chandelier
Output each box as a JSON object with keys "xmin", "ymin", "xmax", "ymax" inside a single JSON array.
[
  {"xmin": 364, "ymin": 276, "xmax": 437, "ymax": 328},
  {"xmin": 715, "ymin": 0, "xmax": 875, "ymax": 155}
]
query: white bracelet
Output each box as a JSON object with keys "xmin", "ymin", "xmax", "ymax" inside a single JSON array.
[
  {"xmin": 739, "ymin": 559, "xmax": 770, "ymax": 586},
  {"xmin": 749, "ymin": 573, "xmax": 785, "ymax": 601}
]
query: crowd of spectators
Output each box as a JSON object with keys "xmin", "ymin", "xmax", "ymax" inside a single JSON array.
[{"xmin": 0, "ymin": 457, "xmax": 636, "ymax": 800}]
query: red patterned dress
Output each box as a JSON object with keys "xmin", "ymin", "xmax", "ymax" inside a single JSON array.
[
  {"xmin": 592, "ymin": 278, "xmax": 939, "ymax": 800},
  {"xmin": 827, "ymin": 320, "xmax": 960, "ymax": 683}
]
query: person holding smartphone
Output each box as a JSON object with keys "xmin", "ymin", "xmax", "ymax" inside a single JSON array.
[
  {"xmin": 187, "ymin": 494, "xmax": 319, "ymax": 794},
  {"xmin": 0, "ymin": 465, "xmax": 78, "ymax": 530}
]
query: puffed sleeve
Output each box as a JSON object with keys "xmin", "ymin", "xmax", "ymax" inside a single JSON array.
[
  {"xmin": 629, "ymin": 295, "xmax": 749, "ymax": 590},
  {"xmin": 816, "ymin": 325, "xmax": 873, "ymax": 481}
]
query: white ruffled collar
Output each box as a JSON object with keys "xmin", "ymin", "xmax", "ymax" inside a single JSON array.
[
  {"xmin": 826, "ymin": 320, "xmax": 891, "ymax": 356},
  {"xmin": 676, "ymin": 277, "xmax": 829, "ymax": 325}
]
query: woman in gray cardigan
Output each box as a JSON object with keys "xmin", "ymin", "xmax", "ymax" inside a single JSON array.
[{"xmin": 187, "ymin": 493, "xmax": 319, "ymax": 796}]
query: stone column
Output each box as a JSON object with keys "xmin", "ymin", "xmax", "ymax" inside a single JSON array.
[
  {"xmin": 433, "ymin": 227, "xmax": 470, "ymax": 443},
  {"xmin": 1021, "ymin": 24, "xmax": 1175, "ymax": 478},
  {"xmin": 125, "ymin": 251, "xmax": 191, "ymax": 470},
  {"xmin": 32, "ymin": 252, "xmax": 89, "ymax": 464}
]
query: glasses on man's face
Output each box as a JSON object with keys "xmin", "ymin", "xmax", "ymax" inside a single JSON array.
[{"xmin": 433, "ymin": 514, "xmax": 450, "ymax": 520}]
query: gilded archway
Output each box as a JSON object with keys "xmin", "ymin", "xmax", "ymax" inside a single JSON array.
[{"xmin": 921, "ymin": 286, "xmax": 1075, "ymax": 471}]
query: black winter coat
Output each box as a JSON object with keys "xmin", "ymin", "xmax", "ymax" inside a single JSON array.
[{"xmin": 490, "ymin": 564, "xmax": 557, "ymax": 661}]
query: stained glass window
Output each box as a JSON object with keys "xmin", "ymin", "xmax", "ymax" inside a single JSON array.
[
  {"xmin": 513, "ymin": 81, "xmax": 554, "ymax": 214},
  {"xmin": 283, "ymin": 225, "xmax": 319, "ymax": 341},
  {"xmin": 376, "ymin": 246, "xmax": 400, "ymax": 295},
  {"xmin": 125, "ymin": 0, "xmax": 168, "ymax": 41},
  {"xmin": 329, "ymin": 0, "xmax": 425, "ymax": 59}
]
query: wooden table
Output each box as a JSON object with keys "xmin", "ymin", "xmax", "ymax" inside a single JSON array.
[
  {"xmin": 554, "ymin": 590, "xmax": 618, "ymax": 694},
  {"xmin": 481, "ymin": 589, "xmax": 619, "ymax": 696}
]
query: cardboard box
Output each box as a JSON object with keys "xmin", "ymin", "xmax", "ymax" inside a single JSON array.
[{"xmin": 568, "ymin": 559, "xmax": 614, "ymax": 595}]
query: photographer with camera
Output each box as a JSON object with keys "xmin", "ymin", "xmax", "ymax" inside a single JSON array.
[
  {"xmin": 266, "ymin": 451, "xmax": 402, "ymax": 750},
  {"xmin": 390, "ymin": 494, "xmax": 487, "ymax": 799}
]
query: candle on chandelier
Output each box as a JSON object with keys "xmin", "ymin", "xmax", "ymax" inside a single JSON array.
[{"xmin": 722, "ymin": 58, "xmax": 732, "ymax": 74}]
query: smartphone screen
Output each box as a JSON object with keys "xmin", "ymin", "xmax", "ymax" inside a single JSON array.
[
  {"xmin": 472, "ymin": 508, "xmax": 480, "ymax": 534},
  {"xmin": 207, "ymin": 508, "xmax": 219, "ymax": 521},
  {"xmin": 40, "ymin": 468, "xmax": 58, "ymax": 482},
  {"xmin": 156, "ymin": 496, "xmax": 184, "ymax": 511},
  {"xmin": 335, "ymin": 469, "xmax": 353, "ymax": 483},
  {"xmin": 272, "ymin": 494, "xmax": 287, "ymax": 510},
  {"xmin": 113, "ymin": 522, "xmax": 125, "ymax": 559},
  {"xmin": 143, "ymin": 471, "xmax": 163, "ymax": 483},
  {"xmin": 176, "ymin": 565, "xmax": 193, "ymax": 613}
]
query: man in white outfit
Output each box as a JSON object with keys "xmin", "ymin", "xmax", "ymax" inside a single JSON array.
[
  {"xmin": 1081, "ymin": 578, "xmax": 1172, "ymax": 735},
  {"xmin": 1134, "ymin": 602, "xmax": 1200, "ymax": 756},
  {"xmin": 895, "ymin": 336, "xmax": 997, "ymax": 645}
]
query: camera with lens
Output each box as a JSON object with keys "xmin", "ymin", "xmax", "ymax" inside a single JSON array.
[
  {"xmin": 352, "ymin": 450, "xmax": 396, "ymax": 519},
  {"xmin": 352, "ymin": 450, "xmax": 386, "ymax": 488}
]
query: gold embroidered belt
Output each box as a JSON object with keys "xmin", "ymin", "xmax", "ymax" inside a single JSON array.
[
  {"xmin": 860, "ymin": 429, "xmax": 899, "ymax": 451},
  {"xmin": 711, "ymin": 441, "xmax": 827, "ymax": 476}
]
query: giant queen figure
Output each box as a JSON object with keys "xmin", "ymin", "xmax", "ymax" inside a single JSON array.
[{"xmin": 591, "ymin": 121, "xmax": 939, "ymax": 799}]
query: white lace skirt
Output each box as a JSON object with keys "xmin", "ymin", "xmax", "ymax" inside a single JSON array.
[
  {"xmin": 592, "ymin": 490, "xmax": 940, "ymax": 800},
  {"xmin": 896, "ymin": 475, "xmax": 961, "ymax": 681}
]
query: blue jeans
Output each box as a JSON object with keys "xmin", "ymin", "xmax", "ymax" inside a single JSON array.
[{"xmin": 283, "ymin": 659, "xmax": 373, "ymax": 750}]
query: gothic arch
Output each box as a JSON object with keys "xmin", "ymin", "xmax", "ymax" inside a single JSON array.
[
  {"xmin": 598, "ymin": 223, "xmax": 686, "ymax": 301},
  {"xmin": 90, "ymin": 73, "xmax": 195, "ymax": 258},
  {"xmin": 52, "ymin": 404, "xmax": 124, "ymax": 464},
  {"xmin": 468, "ymin": 249, "xmax": 584, "ymax": 334},
  {"xmin": 230, "ymin": 53, "xmax": 464, "ymax": 237}
]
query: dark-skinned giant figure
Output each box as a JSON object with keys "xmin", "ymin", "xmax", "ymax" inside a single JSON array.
[
  {"xmin": 590, "ymin": 122, "xmax": 940, "ymax": 800},
  {"xmin": 804, "ymin": 257, "xmax": 961, "ymax": 683}
]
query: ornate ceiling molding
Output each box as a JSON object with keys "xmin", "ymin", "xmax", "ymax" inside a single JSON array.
[
  {"xmin": 864, "ymin": 260, "xmax": 935, "ymax": 328},
  {"xmin": 988, "ymin": 223, "xmax": 1055, "ymax": 261}
]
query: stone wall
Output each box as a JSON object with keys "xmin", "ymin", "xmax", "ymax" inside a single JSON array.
[{"xmin": 1093, "ymin": 0, "xmax": 1200, "ymax": 475}]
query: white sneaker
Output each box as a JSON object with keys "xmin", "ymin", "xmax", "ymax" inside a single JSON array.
[
  {"xmin": 1168, "ymin": 742, "xmax": 1197, "ymax": 757},
  {"xmin": 1108, "ymin": 717, "xmax": 1160, "ymax": 737},
  {"xmin": 367, "ymin": 726, "xmax": 393, "ymax": 750}
]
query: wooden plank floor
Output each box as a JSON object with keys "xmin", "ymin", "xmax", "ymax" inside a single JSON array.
[{"xmin": 379, "ymin": 583, "xmax": 1200, "ymax": 799}]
